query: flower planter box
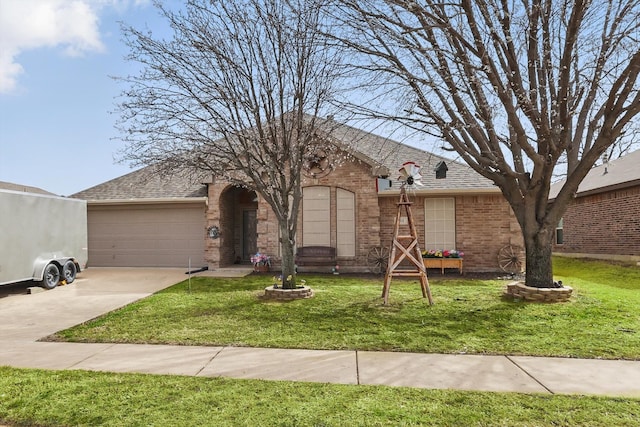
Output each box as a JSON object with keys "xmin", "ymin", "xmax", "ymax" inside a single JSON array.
[
  {"xmin": 254, "ymin": 265, "xmax": 270, "ymax": 273},
  {"xmin": 423, "ymin": 258, "xmax": 463, "ymax": 274}
]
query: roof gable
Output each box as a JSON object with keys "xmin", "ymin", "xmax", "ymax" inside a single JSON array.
[{"xmin": 320, "ymin": 118, "xmax": 496, "ymax": 192}]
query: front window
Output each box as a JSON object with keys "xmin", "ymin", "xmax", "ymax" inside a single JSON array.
[
  {"xmin": 424, "ymin": 198, "xmax": 456, "ymax": 249},
  {"xmin": 336, "ymin": 188, "xmax": 355, "ymax": 257},
  {"xmin": 302, "ymin": 186, "xmax": 330, "ymax": 246},
  {"xmin": 555, "ymin": 218, "xmax": 564, "ymax": 245},
  {"xmin": 301, "ymin": 186, "xmax": 356, "ymax": 256}
]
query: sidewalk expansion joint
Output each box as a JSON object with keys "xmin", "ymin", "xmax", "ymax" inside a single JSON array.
[
  {"xmin": 69, "ymin": 342, "xmax": 118, "ymax": 369},
  {"xmin": 195, "ymin": 346, "xmax": 226, "ymax": 377},
  {"xmin": 355, "ymin": 350, "xmax": 361, "ymax": 385},
  {"xmin": 505, "ymin": 355, "xmax": 554, "ymax": 394}
]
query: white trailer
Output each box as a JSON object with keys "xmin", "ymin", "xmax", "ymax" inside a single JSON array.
[{"xmin": 0, "ymin": 189, "xmax": 88, "ymax": 289}]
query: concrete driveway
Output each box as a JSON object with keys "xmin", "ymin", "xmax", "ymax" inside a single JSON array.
[{"xmin": 0, "ymin": 268, "xmax": 186, "ymax": 342}]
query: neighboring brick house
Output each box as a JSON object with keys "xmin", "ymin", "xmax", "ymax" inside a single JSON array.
[
  {"xmin": 72, "ymin": 119, "xmax": 523, "ymax": 273},
  {"xmin": 550, "ymin": 149, "xmax": 640, "ymax": 263}
]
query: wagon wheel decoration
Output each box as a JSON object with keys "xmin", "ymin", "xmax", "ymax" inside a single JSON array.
[
  {"xmin": 498, "ymin": 245, "xmax": 525, "ymax": 274},
  {"xmin": 303, "ymin": 149, "xmax": 333, "ymax": 178},
  {"xmin": 367, "ymin": 246, "xmax": 390, "ymax": 275}
]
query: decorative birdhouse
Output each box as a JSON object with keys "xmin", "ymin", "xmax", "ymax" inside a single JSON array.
[{"xmin": 435, "ymin": 161, "xmax": 448, "ymax": 179}]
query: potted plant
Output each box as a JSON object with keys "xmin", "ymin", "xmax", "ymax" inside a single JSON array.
[{"xmin": 251, "ymin": 252, "xmax": 271, "ymax": 273}]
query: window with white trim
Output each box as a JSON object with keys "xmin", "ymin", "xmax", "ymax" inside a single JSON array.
[
  {"xmin": 424, "ymin": 198, "xmax": 456, "ymax": 249},
  {"xmin": 555, "ymin": 217, "xmax": 564, "ymax": 245}
]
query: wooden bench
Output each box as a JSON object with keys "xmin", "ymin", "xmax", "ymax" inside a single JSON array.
[{"xmin": 295, "ymin": 246, "xmax": 336, "ymax": 270}]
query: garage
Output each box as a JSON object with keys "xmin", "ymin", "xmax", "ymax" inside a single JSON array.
[{"xmin": 87, "ymin": 202, "xmax": 207, "ymax": 268}]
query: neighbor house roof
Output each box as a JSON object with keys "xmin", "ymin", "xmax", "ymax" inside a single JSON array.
[
  {"xmin": 549, "ymin": 149, "xmax": 640, "ymax": 199},
  {"xmin": 72, "ymin": 117, "xmax": 498, "ymax": 201},
  {"xmin": 0, "ymin": 181, "xmax": 56, "ymax": 196},
  {"xmin": 71, "ymin": 167, "xmax": 208, "ymax": 202}
]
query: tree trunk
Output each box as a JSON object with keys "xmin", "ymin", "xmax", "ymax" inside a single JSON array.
[
  {"xmin": 279, "ymin": 220, "xmax": 297, "ymax": 289},
  {"xmin": 522, "ymin": 224, "xmax": 555, "ymax": 288}
]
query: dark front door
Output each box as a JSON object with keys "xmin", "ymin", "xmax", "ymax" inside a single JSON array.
[{"xmin": 243, "ymin": 209, "xmax": 257, "ymax": 261}]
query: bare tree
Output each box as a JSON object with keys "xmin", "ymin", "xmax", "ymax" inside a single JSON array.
[
  {"xmin": 116, "ymin": 0, "xmax": 341, "ymax": 288},
  {"xmin": 331, "ymin": 0, "xmax": 640, "ymax": 287}
]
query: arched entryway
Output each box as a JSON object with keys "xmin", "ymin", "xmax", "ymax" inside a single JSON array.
[{"xmin": 218, "ymin": 186, "xmax": 258, "ymax": 266}]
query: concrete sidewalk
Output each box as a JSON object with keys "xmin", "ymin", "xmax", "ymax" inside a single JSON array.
[
  {"xmin": 2, "ymin": 341, "xmax": 640, "ymax": 397},
  {"xmin": 1, "ymin": 268, "xmax": 639, "ymax": 398}
]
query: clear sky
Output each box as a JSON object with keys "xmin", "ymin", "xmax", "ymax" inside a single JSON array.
[{"xmin": 0, "ymin": 0, "xmax": 169, "ymax": 196}]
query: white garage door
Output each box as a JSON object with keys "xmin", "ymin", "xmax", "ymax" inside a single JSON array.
[{"xmin": 87, "ymin": 203, "xmax": 206, "ymax": 268}]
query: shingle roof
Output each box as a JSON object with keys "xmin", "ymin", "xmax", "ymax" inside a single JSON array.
[
  {"xmin": 324, "ymin": 119, "xmax": 497, "ymax": 192},
  {"xmin": 72, "ymin": 118, "xmax": 496, "ymax": 201},
  {"xmin": 71, "ymin": 167, "xmax": 208, "ymax": 201},
  {"xmin": 549, "ymin": 149, "xmax": 640, "ymax": 199},
  {"xmin": 0, "ymin": 181, "xmax": 56, "ymax": 196}
]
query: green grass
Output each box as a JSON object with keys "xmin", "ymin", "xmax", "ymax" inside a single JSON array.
[
  {"xmin": 51, "ymin": 257, "xmax": 640, "ymax": 360},
  {"xmin": 1, "ymin": 366, "xmax": 639, "ymax": 427},
  {"xmin": 4, "ymin": 258, "xmax": 639, "ymax": 426}
]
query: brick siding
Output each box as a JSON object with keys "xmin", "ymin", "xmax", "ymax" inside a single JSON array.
[
  {"xmin": 257, "ymin": 154, "xmax": 382, "ymax": 268},
  {"xmin": 553, "ymin": 185, "xmax": 640, "ymax": 257},
  {"xmin": 205, "ymin": 155, "xmax": 522, "ymax": 272},
  {"xmin": 456, "ymin": 194, "xmax": 523, "ymax": 271},
  {"xmin": 378, "ymin": 193, "xmax": 522, "ymax": 272}
]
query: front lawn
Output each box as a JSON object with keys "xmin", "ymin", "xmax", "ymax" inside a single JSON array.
[
  {"xmin": 51, "ymin": 257, "xmax": 640, "ymax": 360},
  {"xmin": 1, "ymin": 367, "xmax": 638, "ymax": 427}
]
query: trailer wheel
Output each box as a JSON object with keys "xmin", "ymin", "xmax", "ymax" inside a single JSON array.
[
  {"xmin": 61, "ymin": 260, "xmax": 77, "ymax": 284},
  {"xmin": 40, "ymin": 263, "xmax": 60, "ymax": 289}
]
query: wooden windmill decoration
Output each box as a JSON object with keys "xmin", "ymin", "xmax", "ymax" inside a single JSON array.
[{"xmin": 382, "ymin": 162, "xmax": 433, "ymax": 305}]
